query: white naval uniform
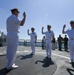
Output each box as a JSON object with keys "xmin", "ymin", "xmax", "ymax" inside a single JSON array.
[
  {"xmin": 6, "ymin": 14, "xmax": 21, "ymax": 69},
  {"xmin": 29, "ymin": 32, "xmax": 37, "ymax": 54},
  {"xmin": 44, "ymin": 30, "xmax": 54, "ymax": 58},
  {"xmin": 65, "ymin": 29, "xmax": 74, "ymax": 62}
]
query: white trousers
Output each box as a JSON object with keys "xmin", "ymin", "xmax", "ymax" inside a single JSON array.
[
  {"xmin": 46, "ymin": 41, "xmax": 52, "ymax": 58},
  {"xmin": 30, "ymin": 41, "xmax": 35, "ymax": 54},
  {"xmin": 6, "ymin": 32, "xmax": 19, "ymax": 68},
  {"xmin": 69, "ymin": 42, "xmax": 74, "ymax": 62}
]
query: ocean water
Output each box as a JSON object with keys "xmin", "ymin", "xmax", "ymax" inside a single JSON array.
[
  {"xmin": 19, "ymin": 41, "xmax": 65, "ymax": 49},
  {"xmin": 0, "ymin": 39, "xmax": 65, "ymax": 49},
  {"xmin": 19, "ymin": 42, "xmax": 42, "ymax": 47}
]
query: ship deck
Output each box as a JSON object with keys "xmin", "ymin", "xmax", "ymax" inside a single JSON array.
[{"xmin": 0, "ymin": 46, "xmax": 74, "ymax": 75}]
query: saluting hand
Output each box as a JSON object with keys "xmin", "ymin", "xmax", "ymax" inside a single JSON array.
[
  {"xmin": 23, "ymin": 12, "xmax": 26, "ymax": 18},
  {"xmin": 42, "ymin": 27, "xmax": 44, "ymax": 29},
  {"xmin": 63, "ymin": 24, "xmax": 66, "ymax": 29},
  {"xmin": 28, "ymin": 29, "xmax": 29, "ymax": 32}
]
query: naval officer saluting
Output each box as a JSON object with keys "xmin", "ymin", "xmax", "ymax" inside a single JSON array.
[
  {"xmin": 6, "ymin": 8, "xmax": 26, "ymax": 70},
  {"xmin": 42, "ymin": 25, "xmax": 54, "ymax": 60},
  {"xmin": 27, "ymin": 27, "xmax": 37, "ymax": 55},
  {"xmin": 62, "ymin": 21, "xmax": 74, "ymax": 63}
]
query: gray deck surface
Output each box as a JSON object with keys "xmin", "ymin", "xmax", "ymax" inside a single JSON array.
[{"xmin": 0, "ymin": 46, "xmax": 74, "ymax": 75}]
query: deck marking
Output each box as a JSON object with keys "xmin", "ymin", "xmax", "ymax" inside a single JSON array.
[{"xmin": 17, "ymin": 50, "xmax": 70, "ymax": 59}]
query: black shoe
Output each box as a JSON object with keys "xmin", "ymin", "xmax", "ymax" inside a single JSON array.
[
  {"xmin": 59, "ymin": 50, "xmax": 62, "ymax": 51},
  {"xmin": 45, "ymin": 57, "xmax": 51, "ymax": 60},
  {"xmin": 5, "ymin": 68, "xmax": 12, "ymax": 71},
  {"xmin": 71, "ymin": 63, "xmax": 74, "ymax": 68},
  {"xmin": 30, "ymin": 53, "xmax": 34, "ymax": 55},
  {"xmin": 67, "ymin": 50, "xmax": 69, "ymax": 52},
  {"xmin": 45, "ymin": 56, "xmax": 49, "ymax": 59}
]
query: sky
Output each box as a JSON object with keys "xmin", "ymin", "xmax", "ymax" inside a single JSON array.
[{"xmin": 0, "ymin": 0, "xmax": 74, "ymax": 40}]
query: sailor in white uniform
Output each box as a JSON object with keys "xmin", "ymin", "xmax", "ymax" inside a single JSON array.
[
  {"xmin": 6, "ymin": 8, "xmax": 26, "ymax": 70},
  {"xmin": 62, "ymin": 21, "xmax": 74, "ymax": 63},
  {"xmin": 42, "ymin": 25, "xmax": 54, "ymax": 59},
  {"xmin": 27, "ymin": 28, "xmax": 37, "ymax": 55}
]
